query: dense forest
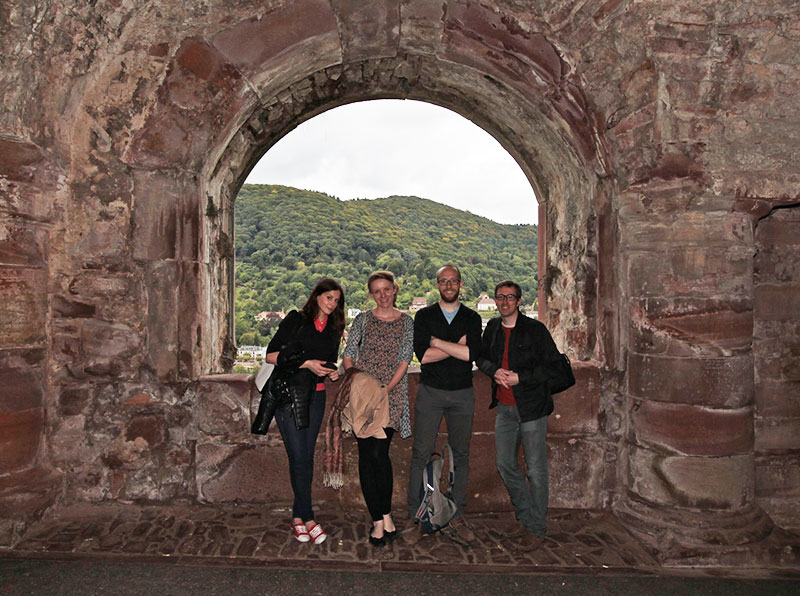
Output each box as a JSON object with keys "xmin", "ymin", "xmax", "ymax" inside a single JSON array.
[{"xmin": 234, "ymin": 184, "xmax": 538, "ymax": 345}]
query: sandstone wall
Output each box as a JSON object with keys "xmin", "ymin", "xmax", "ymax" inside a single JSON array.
[{"xmin": 1, "ymin": 0, "xmax": 799, "ymax": 557}]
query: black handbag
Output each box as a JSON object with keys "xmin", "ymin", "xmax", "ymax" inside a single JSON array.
[{"xmin": 548, "ymin": 353, "xmax": 576, "ymax": 395}]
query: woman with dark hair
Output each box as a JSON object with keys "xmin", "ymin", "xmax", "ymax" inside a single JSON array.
[
  {"xmin": 265, "ymin": 278, "xmax": 345, "ymax": 544},
  {"xmin": 342, "ymin": 271, "xmax": 413, "ymax": 546}
]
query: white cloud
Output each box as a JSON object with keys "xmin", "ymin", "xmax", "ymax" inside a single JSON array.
[{"xmin": 245, "ymin": 99, "xmax": 538, "ymax": 225}]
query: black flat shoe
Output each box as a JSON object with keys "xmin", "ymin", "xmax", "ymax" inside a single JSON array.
[
  {"xmin": 384, "ymin": 529, "xmax": 397, "ymax": 543},
  {"xmin": 369, "ymin": 534, "xmax": 386, "ymax": 547}
]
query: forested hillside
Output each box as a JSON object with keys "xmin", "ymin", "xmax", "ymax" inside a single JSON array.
[{"xmin": 235, "ymin": 184, "xmax": 538, "ymax": 344}]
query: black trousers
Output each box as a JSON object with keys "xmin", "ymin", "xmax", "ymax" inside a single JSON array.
[{"xmin": 356, "ymin": 427, "xmax": 395, "ymax": 521}]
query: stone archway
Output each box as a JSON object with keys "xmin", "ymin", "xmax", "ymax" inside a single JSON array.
[{"xmin": 3, "ymin": 0, "xmax": 798, "ymax": 564}]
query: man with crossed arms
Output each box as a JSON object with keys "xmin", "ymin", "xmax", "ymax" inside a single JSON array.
[{"xmin": 406, "ymin": 264, "xmax": 482, "ymax": 545}]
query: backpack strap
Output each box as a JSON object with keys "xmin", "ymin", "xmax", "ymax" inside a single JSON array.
[{"xmin": 441, "ymin": 443, "xmax": 455, "ymax": 488}]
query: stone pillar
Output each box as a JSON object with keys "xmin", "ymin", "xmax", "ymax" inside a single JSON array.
[
  {"xmin": 614, "ymin": 185, "xmax": 773, "ymax": 564},
  {"xmin": 0, "ymin": 137, "xmax": 62, "ymax": 544}
]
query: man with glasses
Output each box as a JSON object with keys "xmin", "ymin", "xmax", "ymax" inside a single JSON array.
[
  {"xmin": 406, "ymin": 264, "xmax": 483, "ymax": 545},
  {"xmin": 477, "ymin": 280, "xmax": 561, "ymax": 551}
]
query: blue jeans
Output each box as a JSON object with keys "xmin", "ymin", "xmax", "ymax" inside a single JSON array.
[
  {"xmin": 407, "ymin": 384, "xmax": 475, "ymax": 519},
  {"xmin": 495, "ymin": 403, "xmax": 548, "ymax": 536},
  {"xmin": 274, "ymin": 390, "xmax": 325, "ymax": 521}
]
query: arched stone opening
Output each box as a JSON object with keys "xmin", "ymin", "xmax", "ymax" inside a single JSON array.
[
  {"xmin": 202, "ymin": 55, "xmax": 609, "ymax": 376},
  {"xmin": 4, "ymin": 0, "xmax": 797, "ymax": 564}
]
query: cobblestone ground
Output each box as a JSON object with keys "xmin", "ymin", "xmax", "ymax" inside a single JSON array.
[{"xmin": 5, "ymin": 505, "xmax": 800, "ymax": 580}]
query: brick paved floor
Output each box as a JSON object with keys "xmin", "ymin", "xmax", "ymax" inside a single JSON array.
[{"xmin": 4, "ymin": 504, "xmax": 800, "ymax": 580}]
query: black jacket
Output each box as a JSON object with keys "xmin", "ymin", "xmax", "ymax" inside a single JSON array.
[
  {"xmin": 476, "ymin": 313, "xmax": 561, "ymax": 422},
  {"xmin": 265, "ymin": 310, "xmax": 340, "ymax": 429}
]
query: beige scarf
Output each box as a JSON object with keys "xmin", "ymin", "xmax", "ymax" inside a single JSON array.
[{"xmin": 323, "ymin": 368, "xmax": 389, "ymax": 489}]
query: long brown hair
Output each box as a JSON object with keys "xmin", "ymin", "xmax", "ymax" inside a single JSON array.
[{"xmin": 300, "ymin": 278, "xmax": 346, "ymax": 337}]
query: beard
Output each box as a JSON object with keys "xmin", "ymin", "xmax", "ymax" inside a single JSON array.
[{"xmin": 440, "ymin": 289, "xmax": 460, "ymax": 304}]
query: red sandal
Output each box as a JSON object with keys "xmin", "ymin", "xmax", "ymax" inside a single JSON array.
[{"xmin": 292, "ymin": 522, "xmax": 310, "ymax": 543}]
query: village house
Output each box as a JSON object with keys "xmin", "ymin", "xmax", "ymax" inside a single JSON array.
[
  {"xmin": 254, "ymin": 310, "xmax": 285, "ymax": 321},
  {"xmin": 476, "ymin": 294, "xmax": 497, "ymax": 311},
  {"xmin": 408, "ymin": 297, "xmax": 427, "ymax": 312}
]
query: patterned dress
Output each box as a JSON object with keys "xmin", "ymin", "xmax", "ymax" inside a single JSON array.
[{"xmin": 343, "ymin": 310, "xmax": 414, "ymax": 438}]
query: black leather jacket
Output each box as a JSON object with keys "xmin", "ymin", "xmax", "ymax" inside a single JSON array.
[{"xmin": 476, "ymin": 314, "xmax": 561, "ymax": 422}]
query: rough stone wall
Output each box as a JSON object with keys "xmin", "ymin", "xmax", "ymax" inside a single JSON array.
[
  {"xmin": 754, "ymin": 206, "xmax": 800, "ymax": 531},
  {"xmin": 1, "ymin": 0, "xmax": 799, "ymax": 558}
]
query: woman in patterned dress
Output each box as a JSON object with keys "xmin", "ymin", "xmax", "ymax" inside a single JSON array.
[{"xmin": 342, "ymin": 271, "xmax": 414, "ymax": 547}]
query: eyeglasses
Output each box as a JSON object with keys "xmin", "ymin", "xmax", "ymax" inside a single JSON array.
[
  {"xmin": 494, "ymin": 294, "xmax": 519, "ymax": 302},
  {"xmin": 437, "ymin": 279, "xmax": 461, "ymax": 286}
]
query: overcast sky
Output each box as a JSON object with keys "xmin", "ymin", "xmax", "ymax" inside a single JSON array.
[{"xmin": 245, "ymin": 99, "xmax": 538, "ymax": 225}]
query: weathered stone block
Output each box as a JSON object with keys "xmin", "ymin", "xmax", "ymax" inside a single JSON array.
[
  {"xmin": 52, "ymin": 295, "xmax": 96, "ymax": 318},
  {"xmin": 196, "ymin": 374, "xmax": 254, "ymax": 436},
  {"xmin": 125, "ymin": 415, "xmax": 167, "ymax": 448},
  {"xmin": 0, "ymin": 408, "xmax": 42, "ymax": 474},
  {"xmin": 195, "ymin": 441, "xmax": 292, "ymax": 504},
  {"xmin": 399, "ymin": 0, "xmax": 446, "ymax": 54},
  {"xmin": 178, "ymin": 261, "xmax": 207, "ymax": 379},
  {"xmin": 0, "ymin": 349, "xmax": 44, "ymax": 413},
  {"xmin": 630, "ymin": 399, "xmax": 753, "ymax": 456},
  {"xmin": 58, "ymin": 386, "xmax": 92, "ymax": 416},
  {"xmin": 132, "ymin": 172, "xmax": 180, "ymax": 261},
  {"xmin": 331, "ymin": 0, "xmax": 400, "ymax": 61},
  {"xmin": 627, "ymin": 248, "xmax": 752, "ymax": 299},
  {"xmin": 145, "ymin": 260, "xmax": 179, "ymax": 381},
  {"xmin": 620, "ymin": 211, "xmax": 752, "ymax": 249},
  {"xmin": 755, "ymin": 379, "xmax": 800, "ymax": 418},
  {"xmin": 549, "ymin": 437, "xmax": 607, "ymax": 510},
  {"xmin": 629, "ymin": 298, "xmax": 753, "ymax": 356},
  {"xmin": 754, "ymin": 283, "xmax": 800, "ymax": 321},
  {"xmin": 212, "ymin": 0, "xmax": 340, "ymax": 83},
  {"xmin": 550, "ymin": 362, "xmax": 600, "ymax": 435},
  {"xmin": 49, "ymin": 415, "xmax": 89, "ymax": 464},
  {"xmin": 0, "ymin": 268, "xmax": 47, "ymax": 348},
  {"xmin": 754, "ymin": 417, "xmax": 800, "ymax": 452},
  {"xmin": 0, "ymin": 223, "xmax": 47, "ymax": 267},
  {"xmin": 755, "ymin": 453, "xmax": 800, "ymax": 498},
  {"xmin": 627, "ymin": 352, "xmax": 754, "ymax": 407},
  {"xmin": 76, "ymin": 219, "xmax": 129, "ymax": 262},
  {"xmin": 127, "ymin": 35, "xmax": 251, "ymax": 170},
  {"xmin": 68, "ymin": 271, "xmax": 133, "ymax": 297},
  {"xmin": 80, "ymin": 319, "xmax": 143, "ymax": 378},
  {"xmin": 627, "ymin": 444, "xmax": 754, "ymax": 509},
  {"xmin": 0, "ymin": 138, "xmax": 43, "ymax": 182},
  {"xmin": 757, "ymin": 216, "xmax": 800, "ymax": 248}
]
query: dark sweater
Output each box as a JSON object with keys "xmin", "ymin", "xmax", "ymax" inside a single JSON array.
[{"xmin": 413, "ymin": 303, "xmax": 482, "ymax": 391}]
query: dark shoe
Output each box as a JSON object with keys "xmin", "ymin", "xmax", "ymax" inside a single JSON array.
[
  {"xmin": 369, "ymin": 534, "xmax": 386, "ymax": 547},
  {"xmin": 446, "ymin": 517, "xmax": 476, "ymax": 545},
  {"xmin": 384, "ymin": 529, "xmax": 398, "ymax": 544},
  {"xmin": 490, "ymin": 525, "xmax": 528, "ymax": 540},
  {"xmin": 510, "ymin": 532, "xmax": 545, "ymax": 552}
]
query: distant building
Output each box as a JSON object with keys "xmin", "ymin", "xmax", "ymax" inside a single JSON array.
[
  {"xmin": 409, "ymin": 297, "xmax": 427, "ymax": 312},
  {"xmin": 347, "ymin": 308, "xmax": 362, "ymax": 318},
  {"xmin": 255, "ymin": 310, "xmax": 285, "ymax": 321},
  {"xmin": 237, "ymin": 345, "xmax": 267, "ymax": 358},
  {"xmin": 521, "ymin": 306, "xmax": 539, "ymax": 319},
  {"xmin": 476, "ymin": 294, "xmax": 497, "ymax": 311}
]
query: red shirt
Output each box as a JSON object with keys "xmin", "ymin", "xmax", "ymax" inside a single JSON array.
[
  {"xmin": 314, "ymin": 316, "xmax": 328, "ymax": 391},
  {"xmin": 497, "ymin": 325, "xmax": 516, "ymax": 406}
]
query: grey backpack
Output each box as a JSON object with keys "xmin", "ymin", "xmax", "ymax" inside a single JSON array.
[{"xmin": 414, "ymin": 443, "xmax": 458, "ymax": 533}]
